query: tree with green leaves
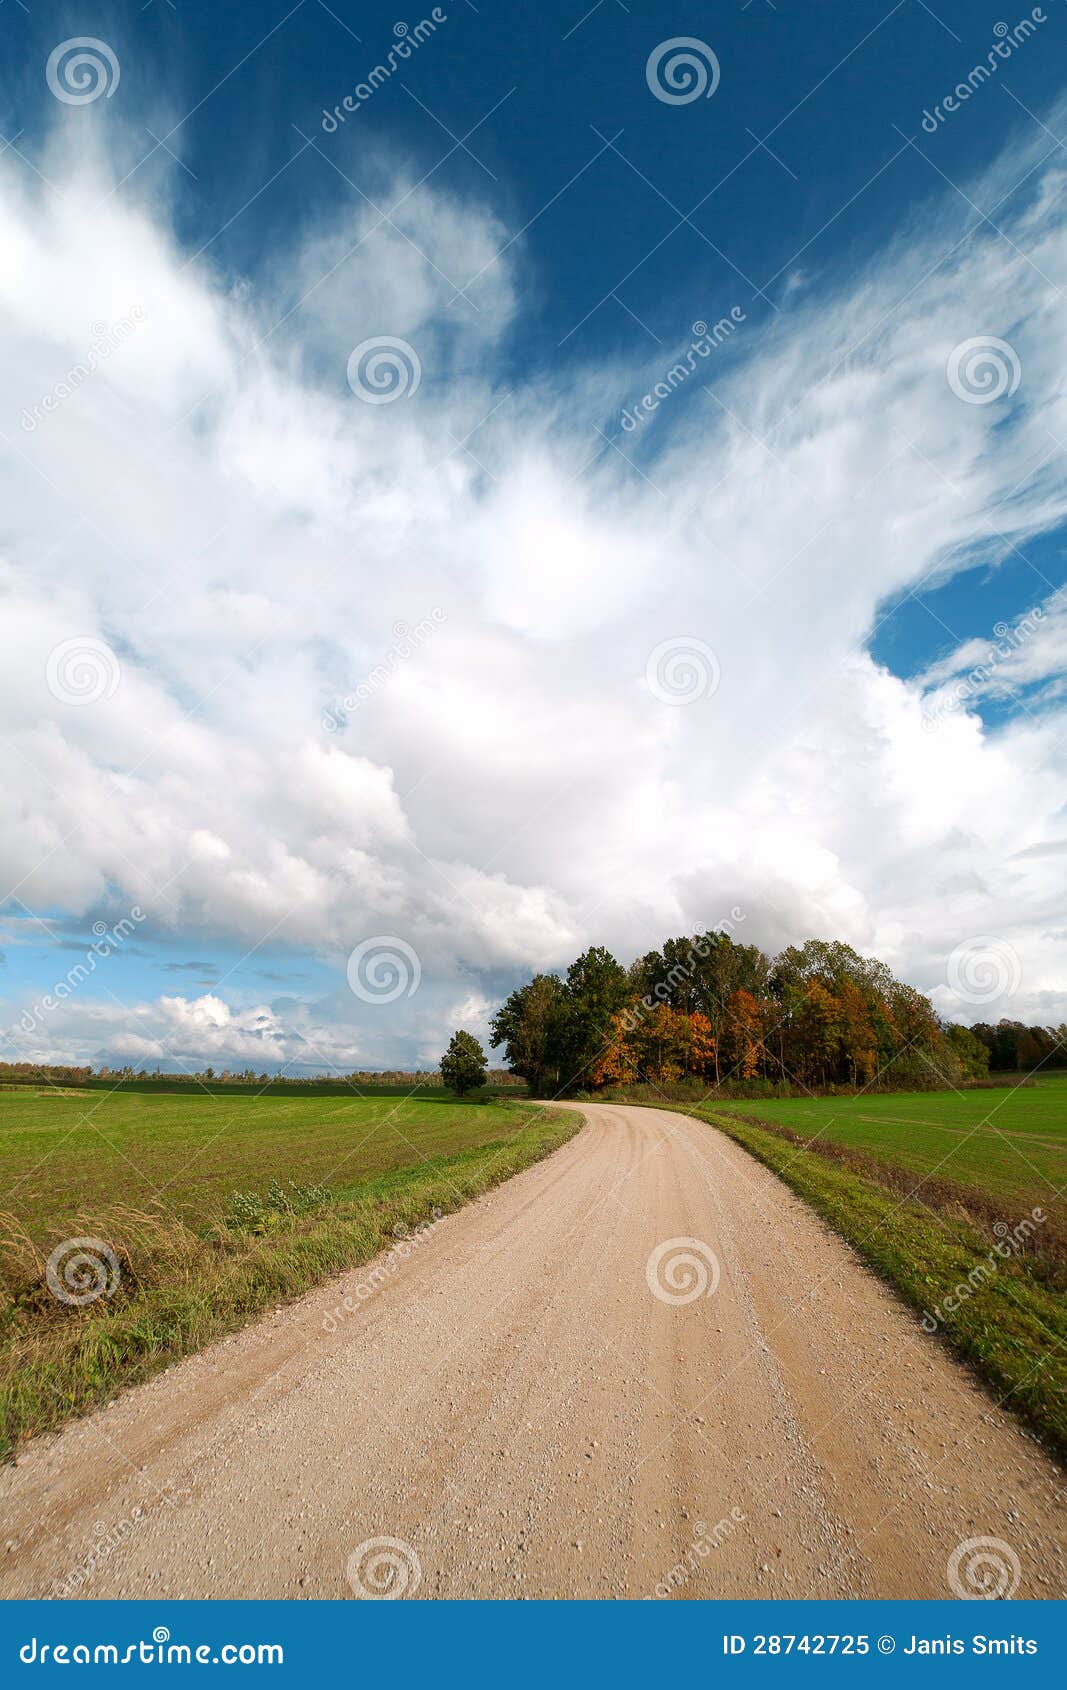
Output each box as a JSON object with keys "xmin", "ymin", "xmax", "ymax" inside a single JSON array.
[
  {"xmin": 637, "ymin": 931, "xmax": 770, "ymax": 1084},
  {"xmin": 490, "ymin": 950, "xmax": 630, "ymax": 1095},
  {"xmin": 558, "ymin": 945, "xmax": 631, "ymax": 1090},
  {"xmin": 489, "ymin": 973, "xmax": 568, "ymax": 1093},
  {"xmin": 945, "ymin": 1023, "xmax": 991, "ymax": 1080},
  {"xmin": 488, "ymin": 930, "xmax": 995, "ymax": 1097},
  {"xmin": 440, "ymin": 1029, "xmax": 488, "ymax": 1097}
]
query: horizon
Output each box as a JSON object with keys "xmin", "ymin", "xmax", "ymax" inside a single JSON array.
[{"xmin": 2, "ymin": 0, "xmax": 1066, "ymax": 1073}]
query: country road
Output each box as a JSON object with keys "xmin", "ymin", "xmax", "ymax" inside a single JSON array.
[{"xmin": 1, "ymin": 1103, "xmax": 1064, "ymax": 1600}]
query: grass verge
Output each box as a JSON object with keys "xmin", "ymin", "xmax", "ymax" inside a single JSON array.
[
  {"xmin": 682, "ymin": 1105, "xmax": 1067, "ymax": 1456},
  {"xmin": 0, "ymin": 1103, "xmax": 577, "ymax": 1460}
]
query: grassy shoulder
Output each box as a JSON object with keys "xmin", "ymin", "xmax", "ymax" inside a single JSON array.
[
  {"xmin": 711, "ymin": 1077, "xmax": 1067, "ymax": 1222},
  {"xmin": 680, "ymin": 1104, "xmax": 1067, "ymax": 1455},
  {"xmin": 0, "ymin": 1101, "xmax": 576, "ymax": 1459}
]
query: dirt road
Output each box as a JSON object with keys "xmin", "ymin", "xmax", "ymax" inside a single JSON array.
[{"xmin": 1, "ymin": 1103, "xmax": 1063, "ymax": 1600}]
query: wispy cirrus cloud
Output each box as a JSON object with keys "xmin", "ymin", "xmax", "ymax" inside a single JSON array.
[{"xmin": 1, "ymin": 98, "xmax": 1066, "ymax": 1067}]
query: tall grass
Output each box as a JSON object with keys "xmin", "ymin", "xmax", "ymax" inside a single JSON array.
[{"xmin": 0, "ymin": 1107, "xmax": 577, "ymax": 1459}]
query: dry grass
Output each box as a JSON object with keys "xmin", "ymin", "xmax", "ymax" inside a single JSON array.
[{"xmin": 0, "ymin": 1104, "xmax": 578, "ymax": 1459}]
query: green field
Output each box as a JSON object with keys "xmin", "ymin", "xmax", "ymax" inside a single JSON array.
[
  {"xmin": 0, "ymin": 1091, "xmax": 576, "ymax": 1457},
  {"xmin": 684, "ymin": 1075, "xmax": 1067, "ymax": 1453},
  {"xmin": 4, "ymin": 1077, "xmax": 1065, "ymax": 1459},
  {"xmin": 715, "ymin": 1076, "xmax": 1067, "ymax": 1225},
  {"xmin": 0, "ymin": 1089, "xmax": 552, "ymax": 1240}
]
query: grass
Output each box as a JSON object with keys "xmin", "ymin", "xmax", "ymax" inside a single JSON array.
[
  {"xmin": 713, "ymin": 1076, "xmax": 1067, "ymax": 1225},
  {"xmin": 5, "ymin": 1074, "xmax": 1064, "ymax": 1460},
  {"xmin": 673, "ymin": 1075, "xmax": 1067, "ymax": 1454},
  {"xmin": 0, "ymin": 1091, "xmax": 577, "ymax": 1458},
  {"xmin": 0, "ymin": 1077, "xmax": 527, "ymax": 1098},
  {"xmin": 0, "ymin": 1089, "xmax": 553, "ymax": 1237}
]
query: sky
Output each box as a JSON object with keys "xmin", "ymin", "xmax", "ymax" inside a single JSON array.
[{"xmin": 1, "ymin": 0, "xmax": 1066, "ymax": 1073}]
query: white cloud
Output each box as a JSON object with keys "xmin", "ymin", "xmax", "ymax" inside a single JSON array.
[
  {"xmin": 1, "ymin": 102, "xmax": 1066, "ymax": 1067},
  {"xmin": 3, "ymin": 982, "xmax": 506, "ymax": 1076}
]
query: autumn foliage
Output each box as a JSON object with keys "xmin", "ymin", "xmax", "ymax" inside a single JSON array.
[{"xmin": 490, "ymin": 931, "xmax": 1001, "ymax": 1097}]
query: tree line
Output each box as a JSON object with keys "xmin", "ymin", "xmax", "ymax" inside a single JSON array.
[
  {"xmin": 0, "ymin": 1060, "xmax": 521, "ymax": 1091},
  {"xmin": 489, "ymin": 933, "xmax": 1060, "ymax": 1098},
  {"xmin": 969, "ymin": 1020, "xmax": 1067, "ymax": 1073}
]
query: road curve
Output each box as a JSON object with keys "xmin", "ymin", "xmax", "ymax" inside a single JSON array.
[{"xmin": 1, "ymin": 1103, "xmax": 1063, "ymax": 1600}]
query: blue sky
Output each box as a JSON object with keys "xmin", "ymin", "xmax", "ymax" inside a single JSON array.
[
  {"xmin": 0, "ymin": 2, "xmax": 1053, "ymax": 358},
  {"xmin": 1, "ymin": 0, "xmax": 1065, "ymax": 1070},
  {"xmin": 5, "ymin": 2, "xmax": 985, "ymax": 348}
]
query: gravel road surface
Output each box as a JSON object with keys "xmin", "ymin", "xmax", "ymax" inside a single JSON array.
[{"xmin": 2, "ymin": 1103, "xmax": 1063, "ymax": 1600}]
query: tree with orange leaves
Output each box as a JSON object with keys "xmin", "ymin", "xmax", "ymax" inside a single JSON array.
[
  {"xmin": 589, "ymin": 1008, "xmax": 640, "ymax": 1088},
  {"xmin": 722, "ymin": 987, "xmax": 765, "ymax": 1079},
  {"xmin": 630, "ymin": 1004, "xmax": 688, "ymax": 1084},
  {"xmin": 681, "ymin": 1010, "xmax": 717, "ymax": 1078}
]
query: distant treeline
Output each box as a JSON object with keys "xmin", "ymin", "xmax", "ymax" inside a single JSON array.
[
  {"xmin": 490, "ymin": 934, "xmax": 1066, "ymax": 1098},
  {"xmin": 968, "ymin": 1020, "xmax": 1067, "ymax": 1073},
  {"xmin": 0, "ymin": 1062, "xmax": 524, "ymax": 1095}
]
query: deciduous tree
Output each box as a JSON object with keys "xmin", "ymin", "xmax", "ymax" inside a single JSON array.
[{"xmin": 440, "ymin": 1029, "xmax": 488, "ymax": 1096}]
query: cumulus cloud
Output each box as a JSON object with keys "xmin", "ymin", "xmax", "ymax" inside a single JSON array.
[{"xmin": 1, "ymin": 99, "xmax": 1066, "ymax": 1067}]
